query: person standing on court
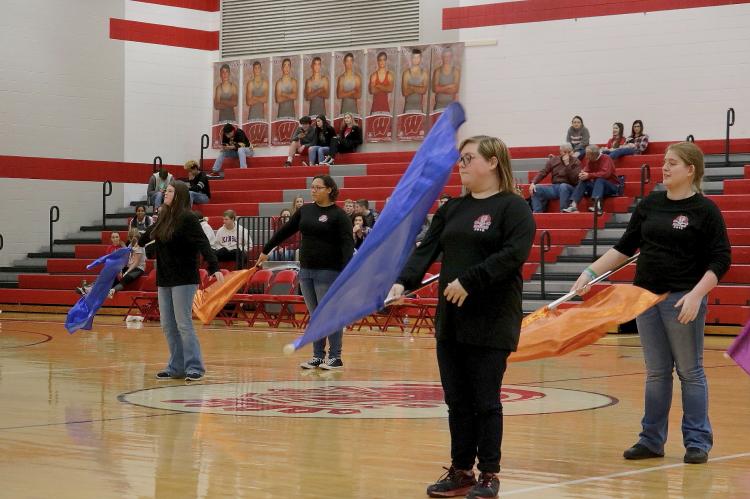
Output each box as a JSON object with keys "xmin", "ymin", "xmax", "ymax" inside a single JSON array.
[
  {"xmin": 572, "ymin": 142, "xmax": 731, "ymax": 465},
  {"xmin": 387, "ymin": 135, "xmax": 535, "ymax": 498},
  {"xmin": 256, "ymin": 174, "xmax": 354, "ymax": 370},
  {"xmin": 139, "ymin": 181, "xmax": 224, "ymax": 382}
]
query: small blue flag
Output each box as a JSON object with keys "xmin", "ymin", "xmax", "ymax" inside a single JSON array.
[
  {"xmin": 288, "ymin": 102, "xmax": 465, "ymax": 351},
  {"xmin": 65, "ymin": 247, "xmax": 131, "ymax": 334}
]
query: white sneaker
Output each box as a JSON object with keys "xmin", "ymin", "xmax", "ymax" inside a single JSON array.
[{"xmin": 562, "ymin": 205, "xmax": 578, "ymax": 213}]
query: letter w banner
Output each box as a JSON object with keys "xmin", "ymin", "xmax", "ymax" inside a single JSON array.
[
  {"xmin": 285, "ymin": 102, "xmax": 465, "ymax": 353},
  {"xmin": 510, "ymin": 285, "xmax": 667, "ymax": 362},
  {"xmin": 65, "ymin": 247, "xmax": 131, "ymax": 334},
  {"xmin": 727, "ymin": 319, "xmax": 750, "ymax": 376}
]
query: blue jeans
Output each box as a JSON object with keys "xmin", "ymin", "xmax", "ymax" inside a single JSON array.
[
  {"xmin": 270, "ymin": 248, "xmax": 296, "ymax": 261},
  {"xmin": 531, "ymin": 183, "xmax": 575, "ymax": 212},
  {"xmin": 571, "ymin": 178, "xmax": 620, "ymax": 204},
  {"xmin": 189, "ymin": 191, "xmax": 210, "ymax": 206},
  {"xmin": 212, "ymin": 147, "xmax": 253, "ymax": 171},
  {"xmin": 158, "ymin": 284, "xmax": 204, "ymax": 376},
  {"xmin": 308, "ymin": 146, "xmax": 330, "ymax": 165},
  {"xmin": 151, "ymin": 191, "xmax": 164, "ymax": 212},
  {"xmin": 299, "ymin": 268, "xmax": 342, "ymax": 359},
  {"xmin": 604, "ymin": 147, "xmax": 637, "ymax": 159},
  {"xmin": 635, "ymin": 290, "xmax": 711, "ymax": 453}
]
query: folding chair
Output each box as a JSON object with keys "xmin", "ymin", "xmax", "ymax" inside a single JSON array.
[
  {"xmin": 227, "ymin": 269, "xmax": 274, "ymax": 326},
  {"xmin": 125, "ymin": 269, "xmax": 160, "ymax": 322}
]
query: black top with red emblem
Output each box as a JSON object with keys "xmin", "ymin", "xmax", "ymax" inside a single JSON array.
[
  {"xmin": 614, "ymin": 191, "xmax": 731, "ymax": 294},
  {"xmin": 397, "ymin": 192, "xmax": 536, "ymax": 350},
  {"xmin": 263, "ymin": 202, "xmax": 354, "ymax": 271}
]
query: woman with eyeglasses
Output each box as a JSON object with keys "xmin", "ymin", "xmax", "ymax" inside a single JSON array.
[
  {"xmin": 257, "ymin": 175, "xmax": 354, "ymax": 370},
  {"xmin": 387, "ymin": 136, "xmax": 535, "ymax": 499}
]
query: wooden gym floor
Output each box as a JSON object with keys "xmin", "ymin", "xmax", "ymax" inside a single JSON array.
[{"xmin": 0, "ymin": 313, "xmax": 748, "ymax": 498}]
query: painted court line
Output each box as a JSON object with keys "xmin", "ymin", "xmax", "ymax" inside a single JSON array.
[{"xmin": 501, "ymin": 452, "xmax": 750, "ymax": 496}]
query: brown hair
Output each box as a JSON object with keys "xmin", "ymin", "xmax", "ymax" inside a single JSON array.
[
  {"xmin": 291, "ymin": 195, "xmax": 305, "ymax": 214},
  {"xmin": 150, "ymin": 181, "xmax": 190, "ymax": 241},
  {"xmin": 459, "ymin": 135, "xmax": 517, "ymax": 195},
  {"xmin": 184, "ymin": 160, "xmax": 200, "ymax": 171},
  {"xmin": 223, "ymin": 209, "xmax": 236, "ymax": 220},
  {"xmin": 127, "ymin": 227, "xmax": 140, "ymax": 244},
  {"xmin": 666, "ymin": 142, "xmax": 705, "ymax": 193}
]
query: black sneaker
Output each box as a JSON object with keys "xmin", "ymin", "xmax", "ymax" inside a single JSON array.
[
  {"xmin": 426, "ymin": 466, "xmax": 476, "ymax": 498},
  {"xmin": 319, "ymin": 357, "xmax": 343, "ymax": 370},
  {"xmin": 185, "ymin": 372, "xmax": 204, "ymax": 382},
  {"xmin": 155, "ymin": 370, "xmax": 182, "ymax": 380},
  {"xmin": 623, "ymin": 443, "xmax": 664, "ymax": 460},
  {"xmin": 467, "ymin": 472, "xmax": 500, "ymax": 499},
  {"xmin": 283, "ymin": 160, "xmax": 292, "ymax": 168},
  {"xmin": 684, "ymin": 447, "xmax": 708, "ymax": 464},
  {"xmin": 300, "ymin": 357, "xmax": 324, "ymax": 369}
]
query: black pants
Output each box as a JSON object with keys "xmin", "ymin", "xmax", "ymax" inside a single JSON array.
[
  {"xmin": 215, "ymin": 248, "xmax": 244, "ymax": 264},
  {"xmin": 436, "ymin": 339, "xmax": 510, "ymax": 473},
  {"xmin": 328, "ymin": 137, "xmax": 357, "ymax": 158},
  {"xmin": 113, "ymin": 268, "xmax": 144, "ymax": 292}
]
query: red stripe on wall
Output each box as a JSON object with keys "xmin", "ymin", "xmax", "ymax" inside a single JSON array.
[
  {"xmin": 132, "ymin": 0, "xmax": 220, "ymax": 12},
  {"xmin": 0, "ymin": 156, "xmax": 184, "ymax": 184},
  {"xmin": 109, "ymin": 18, "xmax": 218, "ymax": 51},
  {"xmin": 444, "ymin": 0, "xmax": 750, "ymax": 29}
]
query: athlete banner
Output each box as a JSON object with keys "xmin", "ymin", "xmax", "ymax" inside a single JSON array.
[
  {"xmin": 397, "ymin": 45, "xmax": 430, "ymax": 142},
  {"xmin": 333, "ymin": 50, "xmax": 364, "ymax": 130},
  {"xmin": 365, "ymin": 47, "xmax": 397, "ymax": 143},
  {"xmin": 429, "ymin": 43, "xmax": 463, "ymax": 128},
  {"xmin": 271, "ymin": 55, "xmax": 301, "ymax": 146},
  {"xmin": 211, "ymin": 60, "xmax": 240, "ymax": 148},
  {"xmin": 241, "ymin": 58, "xmax": 270, "ymax": 147},
  {"xmin": 302, "ymin": 52, "xmax": 332, "ymax": 119}
]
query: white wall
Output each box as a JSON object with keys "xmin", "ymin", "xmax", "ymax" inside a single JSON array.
[
  {"xmin": 0, "ymin": 0, "xmax": 125, "ymax": 161},
  {"xmin": 454, "ymin": 4, "xmax": 750, "ymax": 146},
  {"xmin": 0, "ymin": 179, "xmax": 127, "ymax": 267}
]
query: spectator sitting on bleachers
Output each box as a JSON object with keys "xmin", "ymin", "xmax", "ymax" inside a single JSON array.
[
  {"xmin": 354, "ymin": 199, "xmax": 379, "ymax": 227},
  {"xmin": 210, "ymin": 123, "xmax": 253, "ymax": 177},
  {"xmin": 352, "ymin": 214, "xmax": 371, "ymax": 250},
  {"xmin": 343, "ymin": 198, "xmax": 355, "ymax": 218},
  {"xmin": 185, "ymin": 160, "xmax": 211, "ymax": 206},
  {"xmin": 291, "ymin": 195, "xmax": 305, "ymax": 214},
  {"xmin": 564, "ymin": 144, "xmax": 620, "ymax": 214},
  {"xmin": 529, "ymin": 143, "xmax": 581, "ymax": 213},
  {"xmin": 326, "ymin": 113, "xmax": 363, "ymax": 165},
  {"xmin": 566, "ymin": 115, "xmax": 590, "ymax": 160},
  {"xmin": 438, "ymin": 193, "xmax": 451, "ymax": 207},
  {"xmin": 308, "ymin": 115, "xmax": 336, "ymax": 166},
  {"xmin": 213, "ymin": 209, "xmax": 252, "ymax": 262},
  {"xmin": 601, "ymin": 122, "xmax": 627, "ymax": 154},
  {"xmin": 108, "ymin": 228, "xmax": 146, "ymax": 299},
  {"xmin": 270, "ymin": 209, "xmax": 298, "ymax": 261},
  {"xmin": 283, "ymin": 116, "xmax": 316, "ymax": 167},
  {"xmin": 106, "ymin": 231, "xmax": 126, "ymax": 254},
  {"xmin": 415, "ymin": 216, "xmax": 431, "ymax": 246},
  {"xmin": 147, "ymin": 167, "xmax": 173, "ymax": 214},
  {"xmin": 129, "ymin": 205, "xmax": 153, "ymax": 234},
  {"xmin": 194, "ymin": 210, "xmax": 217, "ymax": 248},
  {"xmin": 606, "ymin": 119, "xmax": 650, "ymax": 159}
]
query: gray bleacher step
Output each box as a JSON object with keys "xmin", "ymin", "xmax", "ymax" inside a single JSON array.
[
  {"xmin": 333, "ymin": 164, "xmax": 367, "ymax": 176},
  {"xmin": 533, "ymin": 261, "xmax": 594, "ymax": 274},
  {"xmin": 523, "ymin": 281, "xmax": 576, "ymax": 294},
  {"xmin": 581, "ymin": 237, "xmax": 621, "ymax": 246},
  {"xmin": 27, "ymin": 252, "xmax": 74, "ymax": 259},
  {"xmin": 529, "ymin": 272, "xmax": 582, "ymax": 282},
  {"xmin": 0, "ymin": 281, "xmax": 18, "ymax": 289},
  {"xmin": 562, "ymin": 245, "xmax": 613, "ymax": 258},
  {"xmin": 81, "ymin": 225, "xmax": 128, "ymax": 232},
  {"xmin": 0, "ymin": 265, "xmax": 47, "ymax": 274}
]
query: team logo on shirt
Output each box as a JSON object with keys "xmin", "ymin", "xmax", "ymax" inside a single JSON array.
[
  {"xmin": 318, "ymin": 215, "xmax": 328, "ymax": 223},
  {"xmin": 473, "ymin": 214, "xmax": 492, "ymax": 232},
  {"xmin": 672, "ymin": 215, "xmax": 689, "ymax": 230}
]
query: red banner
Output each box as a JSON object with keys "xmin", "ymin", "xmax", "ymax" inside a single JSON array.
[{"xmin": 271, "ymin": 55, "xmax": 300, "ymax": 146}]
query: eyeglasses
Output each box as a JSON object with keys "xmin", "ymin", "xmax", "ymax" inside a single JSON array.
[
  {"xmin": 310, "ymin": 185, "xmax": 328, "ymax": 191},
  {"xmin": 459, "ymin": 154, "xmax": 475, "ymax": 167}
]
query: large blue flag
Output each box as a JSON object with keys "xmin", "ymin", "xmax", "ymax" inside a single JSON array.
[
  {"xmin": 287, "ymin": 102, "xmax": 465, "ymax": 352},
  {"xmin": 65, "ymin": 247, "xmax": 131, "ymax": 334}
]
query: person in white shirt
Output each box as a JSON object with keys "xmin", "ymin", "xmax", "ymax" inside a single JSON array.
[
  {"xmin": 194, "ymin": 210, "xmax": 217, "ymax": 249},
  {"xmin": 213, "ymin": 209, "xmax": 252, "ymax": 263},
  {"xmin": 109, "ymin": 228, "xmax": 147, "ymax": 298}
]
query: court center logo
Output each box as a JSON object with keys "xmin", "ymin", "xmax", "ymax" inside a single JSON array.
[{"xmin": 120, "ymin": 381, "xmax": 617, "ymax": 419}]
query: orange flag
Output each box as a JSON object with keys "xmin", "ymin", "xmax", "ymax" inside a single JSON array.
[
  {"xmin": 192, "ymin": 268, "xmax": 257, "ymax": 325},
  {"xmin": 510, "ymin": 284, "xmax": 667, "ymax": 363}
]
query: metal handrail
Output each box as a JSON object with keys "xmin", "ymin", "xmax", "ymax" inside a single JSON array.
[
  {"xmin": 0, "ymin": 233, "xmax": 3, "ymax": 251},
  {"xmin": 152, "ymin": 156, "xmax": 162, "ymax": 173},
  {"xmin": 639, "ymin": 163, "xmax": 651, "ymax": 201},
  {"xmin": 686, "ymin": 134, "xmax": 695, "ymax": 143},
  {"xmin": 200, "ymin": 133, "xmax": 210, "ymax": 168},
  {"xmin": 102, "ymin": 180, "xmax": 113, "ymax": 229},
  {"xmin": 49, "ymin": 206, "xmax": 60, "ymax": 257},
  {"xmin": 725, "ymin": 108, "xmax": 735, "ymax": 167},
  {"xmin": 592, "ymin": 198, "xmax": 602, "ymax": 260},
  {"xmin": 539, "ymin": 230, "xmax": 551, "ymax": 299}
]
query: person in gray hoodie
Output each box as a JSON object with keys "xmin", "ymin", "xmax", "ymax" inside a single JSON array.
[
  {"xmin": 147, "ymin": 167, "xmax": 173, "ymax": 213},
  {"xmin": 566, "ymin": 115, "xmax": 590, "ymax": 160}
]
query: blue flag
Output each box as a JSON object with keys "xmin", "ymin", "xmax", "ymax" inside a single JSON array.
[
  {"xmin": 65, "ymin": 247, "xmax": 131, "ymax": 334},
  {"xmin": 288, "ymin": 102, "xmax": 465, "ymax": 351}
]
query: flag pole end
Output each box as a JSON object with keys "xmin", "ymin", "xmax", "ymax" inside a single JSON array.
[{"xmin": 283, "ymin": 343, "xmax": 295, "ymax": 356}]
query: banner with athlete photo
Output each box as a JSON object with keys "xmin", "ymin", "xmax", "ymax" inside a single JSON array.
[
  {"xmin": 303, "ymin": 52, "xmax": 332, "ymax": 120},
  {"xmin": 211, "ymin": 60, "xmax": 240, "ymax": 148},
  {"xmin": 365, "ymin": 47, "xmax": 397, "ymax": 143},
  {"xmin": 429, "ymin": 43, "xmax": 463, "ymax": 128},
  {"xmin": 332, "ymin": 50, "xmax": 364, "ymax": 130},
  {"xmin": 397, "ymin": 45, "xmax": 430, "ymax": 142},
  {"xmin": 271, "ymin": 55, "xmax": 301, "ymax": 146},
  {"xmin": 241, "ymin": 57, "xmax": 270, "ymax": 147}
]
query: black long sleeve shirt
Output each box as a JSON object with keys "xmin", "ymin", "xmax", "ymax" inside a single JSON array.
[
  {"xmin": 613, "ymin": 191, "xmax": 731, "ymax": 294},
  {"xmin": 398, "ymin": 192, "xmax": 536, "ymax": 350},
  {"xmin": 263, "ymin": 202, "xmax": 354, "ymax": 271},
  {"xmin": 139, "ymin": 211, "xmax": 219, "ymax": 287},
  {"xmin": 189, "ymin": 172, "xmax": 211, "ymax": 198}
]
